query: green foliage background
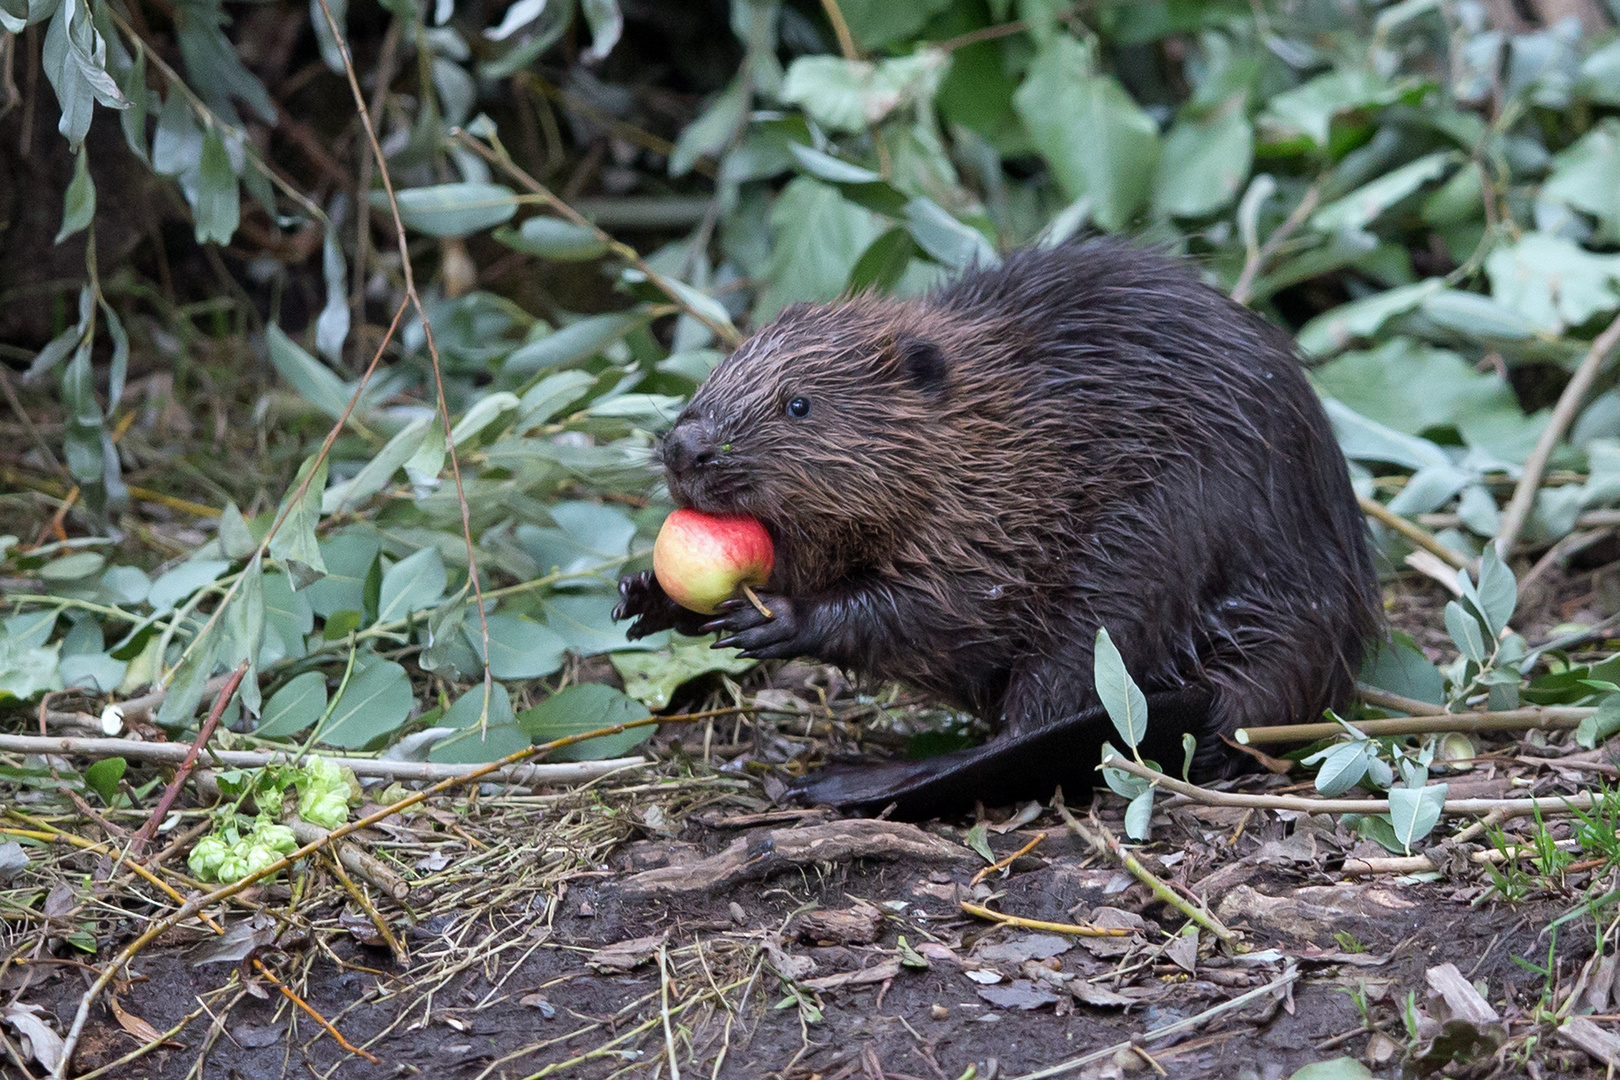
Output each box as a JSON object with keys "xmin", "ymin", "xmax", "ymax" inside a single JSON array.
[{"xmin": 6, "ymin": 0, "xmax": 1620, "ymax": 773}]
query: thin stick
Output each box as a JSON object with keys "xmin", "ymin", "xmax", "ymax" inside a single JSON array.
[
  {"xmin": 1231, "ymin": 186, "xmax": 1320, "ymax": 305},
  {"xmin": 1235, "ymin": 705, "xmax": 1593, "ymax": 746},
  {"xmin": 1103, "ymin": 751, "xmax": 1608, "ymax": 819},
  {"xmin": 740, "ymin": 584, "xmax": 773, "ymax": 620},
  {"xmin": 658, "ymin": 944, "xmax": 682, "ymax": 1080},
  {"xmin": 1358, "ymin": 686, "xmax": 1450, "ymax": 716},
  {"xmin": 819, "ymin": 0, "xmax": 860, "ymax": 60},
  {"xmin": 1497, "ymin": 312, "xmax": 1620, "ymax": 558},
  {"xmin": 1052, "ymin": 792, "xmax": 1235, "ymax": 943},
  {"xmin": 959, "ymin": 901, "xmax": 1130, "ymax": 937},
  {"xmin": 251, "ymin": 958, "xmax": 381, "ymax": 1064},
  {"xmin": 0, "ymin": 734, "xmax": 646, "ymax": 785},
  {"xmin": 1009, "ymin": 967, "xmax": 1299, "ymax": 1080},
  {"xmin": 1358, "ymin": 495, "xmax": 1474, "ymax": 572},
  {"xmin": 288, "ymin": 819, "xmax": 409, "ymax": 900},
  {"xmin": 128, "ymin": 662, "xmax": 247, "ymax": 859},
  {"xmin": 52, "ymin": 712, "xmax": 704, "ymax": 1076},
  {"xmin": 970, "ymin": 831, "xmax": 1046, "ymax": 886},
  {"xmin": 324, "ymin": 850, "xmax": 407, "ymax": 965}
]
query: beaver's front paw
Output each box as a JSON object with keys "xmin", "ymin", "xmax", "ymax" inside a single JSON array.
[
  {"xmin": 612, "ymin": 571, "xmax": 710, "ymax": 639},
  {"xmin": 705, "ymin": 595, "xmax": 814, "ymax": 659}
]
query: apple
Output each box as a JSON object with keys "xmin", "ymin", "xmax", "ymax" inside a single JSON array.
[{"xmin": 653, "ymin": 509, "xmax": 775, "ymax": 615}]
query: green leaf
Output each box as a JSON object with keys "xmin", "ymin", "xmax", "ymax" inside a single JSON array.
[
  {"xmin": 580, "ymin": 0, "xmax": 621, "ymax": 60},
  {"xmin": 376, "ymin": 546, "xmax": 447, "ymax": 624},
  {"xmin": 545, "ymin": 595, "xmax": 657, "ymax": 656},
  {"xmin": 302, "ymin": 531, "xmax": 380, "ymax": 618},
  {"xmin": 255, "ymin": 670, "xmax": 328, "ymax": 738},
  {"xmin": 1093, "ymin": 627, "xmax": 1147, "ymax": 750},
  {"xmin": 267, "ymin": 455, "xmax": 328, "ymax": 590},
  {"xmin": 156, "ymin": 620, "xmax": 223, "ymax": 727},
  {"xmin": 429, "ymin": 683, "xmax": 530, "ymax": 763},
  {"xmin": 1444, "ymin": 600, "xmax": 1487, "ymax": 664},
  {"xmin": 317, "ymin": 658, "xmax": 414, "ymax": 747},
  {"xmin": 517, "ymin": 501, "xmax": 636, "ymax": 579},
  {"xmin": 504, "ymin": 312, "xmax": 651, "ymax": 378},
  {"xmin": 1544, "ymin": 118, "xmax": 1620, "ymax": 239},
  {"xmin": 56, "ymin": 145, "xmax": 96, "ymax": 244},
  {"xmin": 1261, "ymin": 69, "xmax": 1405, "ymax": 147},
  {"xmin": 147, "ymin": 558, "xmax": 229, "ymax": 612},
  {"xmin": 1362, "ymin": 639, "xmax": 1446, "ymax": 706},
  {"xmin": 610, "ymin": 636, "xmax": 756, "ymax": 710},
  {"xmin": 194, "ymin": 125, "xmax": 239, "ymax": 245},
  {"xmin": 1310, "ymin": 339, "xmax": 1527, "ymax": 445},
  {"xmin": 903, "ymin": 197, "xmax": 997, "ymax": 270},
  {"xmin": 1305, "ymin": 740, "xmax": 1372, "ymax": 797},
  {"xmin": 84, "ymin": 757, "xmax": 125, "ymax": 805},
  {"xmin": 1014, "ymin": 37, "xmax": 1158, "ymax": 232},
  {"xmin": 670, "ymin": 80, "xmax": 746, "ymax": 178},
  {"xmin": 516, "ymin": 370, "xmax": 597, "ymax": 430},
  {"xmin": 964, "ymin": 820, "xmax": 994, "ymax": 863},
  {"xmin": 755, "ymin": 177, "xmax": 884, "ymax": 321},
  {"xmin": 779, "ymin": 50, "xmax": 950, "ymax": 134},
  {"xmin": 848, "ymin": 227, "xmax": 919, "ymax": 293},
  {"xmin": 1296, "ymin": 278, "xmax": 1443, "ymax": 356},
  {"xmin": 1309, "ymin": 152, "xmax": 1451, "ymax": 234},
  {"xmin": 320, "ymin": 416, "xmax": 432, "ymax": 514},
  {"xmin": 494, "ymin": 216, "xmax": 610, "ymax": 261},
  {"xmin": 1473, "ymin": 544, "xmax": 1517, "ymax": 636},
  {"xmin": 1152, "ymin": 97, "xmax": 1253, "ymax": 219},
  {"xmin": 218, "ymin": 501, "xmax": 255, "ymax": 560},
  {"xmin": 1485, "ymin": 232, "xmax": 1620, "ymax": 333},
  {"xmin": 517, "ymin": 683, "xmax": 655, "ymax": 761},
  {"xmin": 315, "ymin": 223, "xmax": 349, "ymax": 363},
  {"xmin": 266, "ymin": 323, "xmax": 361, "ymax": 422},
  {"xmin": 378, "ymin": 182, "xmax": 519, "ymax": 238},
  {"xmin": 1123, "ymin": 789, "xmax": 1154, "ymax": 840},
  {"xmin": 39, "ymin": 551, "xmax": 106, "ymax": 582},
  {"xmin": 471, "ymin": 613, "xmax": 567, "ymax": 680},
  {"xmin": 1576, "ymin": 693, "xmax": 1620, "ymax": 749},
  {"xmin": 227, "ymin": 554, "xmax": 265, "ymax": 714},
  {"xmin": 834, "ymin": 0, "xmax": 952, "ymax": 50},
  {"xmin": 1387, "ymin": 783, "xmax": 1446, "ymax": 854}
]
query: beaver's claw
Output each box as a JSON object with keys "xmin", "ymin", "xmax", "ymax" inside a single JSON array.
[
  {"xmin": 612, "ymin": 572, "xmax": 709, "ymax": 639},
  {"xmin": 705, "ymin": 594, "xmax": 814, "ymax": 659}
]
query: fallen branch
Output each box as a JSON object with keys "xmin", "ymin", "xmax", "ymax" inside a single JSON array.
[
  {"xmin": 1358, "ymin": 494, "xmax": 1474, "ymax": 571},
  {"xmin": 958, "ymin": 902, "xmax": 1131, "ymax": 938},
  {"xmin": 1235, "ymin": 705, "xmax": 1593, "ymax": 746},
  {"xmin": 1103, "ymin": 752, "xmax": 1607, "ymax": 820},
  {"xmin": 1051, "ymin": 789, "xmax": 1236, "ymax": 944},
  {"xmin": 0, "ymin": 733, "xmax": 646, "ymax": 787},
  {"xmin": 1497, "ymin": 311, "xmax": 1620, "ymax": 558},
  {"xmin": 620, "ymin": 819, "xmax": 973, "ymax": 899},
  {"xmin": 1342, "ymin": 835, "xmax": 1580, "ymax": 876}
]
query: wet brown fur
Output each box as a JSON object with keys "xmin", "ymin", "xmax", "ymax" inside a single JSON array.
[{"xmin": 620, "ymin": 240, "xmax": 1384, "ymax": 809}]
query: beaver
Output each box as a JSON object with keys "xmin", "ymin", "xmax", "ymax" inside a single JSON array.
[{"xmin": 613, "ymin": 239, "xmax": 1383, "ymax": 818}]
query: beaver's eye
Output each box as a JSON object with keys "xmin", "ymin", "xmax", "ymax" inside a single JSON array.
[{"xmin": 786, "ymin": 396, "xmax": 811, "ymax": 419}]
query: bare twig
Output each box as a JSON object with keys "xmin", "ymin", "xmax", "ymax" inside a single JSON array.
[
  {"xmin": 1231, "ymin": 186, "xmax": 1320, "ymax": 306},
  {"xmin": 0, "ymin": 733, "xmax": 646, "ymax": 786},
  {"xmin": 1009, "ymin": 967, "xmax": 1300, "ymax": 1080},
  {"xmin": 819, "ymin": 0, "xmax": 861, "ymax": 60},
  {"xmin": 1358, "ymin": 495, "xmax": 1474, "ymax": 572},
  {"xmin": 959, "ymin": 902, "xmax": 1130, "ymax": 937},
  {"xmin": 1497, "ymin": 312, "xmax": 1620, "ymax": 558},
  {"xmin": 969, "ymin": 831, "xmax": 1046, "ymax": 886},
  {"xmin": 1234, "ymin": 704, "xmax": 1593, "ymax": 746},
  {"xmin": 288, "ymin": 819, "xmax": 409, "ymax": 901},
  {"xmin": 1358, "ymin": 686, "xmax": 1450, "ymax": 716},
  {"xmin": 1102, "ymin": 751, "xmax": 1608, "ymax": 820},
  {"xmin": 1052, "ymin": 790, "xmax": 1235, "ymax": 943},
  {"xmin": 127, "ymin": 662, "xmax": 247, "ymax": 859},
  {"xmin": 251, "ymin": 958, "xmax": 381, "ymax": 1064}
]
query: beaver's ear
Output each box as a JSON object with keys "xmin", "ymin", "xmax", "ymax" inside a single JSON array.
[{"xmin": 894, "ymin": 335, "xmax": 948, "ymax": 398}]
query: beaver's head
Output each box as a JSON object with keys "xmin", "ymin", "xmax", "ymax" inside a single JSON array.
[{"xmin": 657, "ymin": 298, "xmax": 958, "ymax": 585}]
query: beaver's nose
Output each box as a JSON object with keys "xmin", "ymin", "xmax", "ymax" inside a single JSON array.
[{"xmin": 661, "ymin": 421, "xmax": 718, "ymax": 474}]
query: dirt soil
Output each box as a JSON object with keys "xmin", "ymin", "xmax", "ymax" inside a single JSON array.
[{"xmin": 19, "ymin": 796, "xmax": 1602, "ymax": 1080}]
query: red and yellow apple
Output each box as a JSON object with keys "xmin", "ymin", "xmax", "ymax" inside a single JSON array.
[{"xmin": 653, "ymin": 509, "xmax": 775, "ymax": 615}]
